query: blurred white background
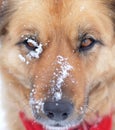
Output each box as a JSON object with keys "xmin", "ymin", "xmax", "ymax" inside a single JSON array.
[{"xmin": 0, "ymin": 75, "xmax": 7, "ymax": 130}]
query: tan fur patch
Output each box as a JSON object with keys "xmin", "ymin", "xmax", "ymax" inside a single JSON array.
[{"xmin": 0, "ymin": 0, "xmax": 115, "ymax": 130}]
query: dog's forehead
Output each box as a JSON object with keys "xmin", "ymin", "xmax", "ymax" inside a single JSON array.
[
  {"xmin": 4, "ymin": 0, "xmax": 113, "ymax": 47},
  {"xmin": 8, "ymin": 0, "xmax": 109, "ymax": 35},
  {"xmin": 15, "ymin": 0, "xmax": 102, "ymax": 16},
  {"xmin": 8, "ymin": 1, "xmax": 112, "ymax": 42}
]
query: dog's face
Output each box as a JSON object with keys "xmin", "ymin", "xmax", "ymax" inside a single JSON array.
[{"xmin": 0, "ymin": 0, "xmax": 115, "ymax": 130}]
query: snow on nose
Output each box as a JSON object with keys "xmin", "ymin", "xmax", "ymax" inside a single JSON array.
[{"xmin": 51, "ymin": 55, "xmax": 73, "ymax": 101}]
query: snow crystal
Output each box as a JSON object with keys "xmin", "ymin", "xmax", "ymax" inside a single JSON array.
[
  {"xmin": 30, "ymin": 97, "xmax": 45, "ymax": 114},
  {"xmin": 30, "ymin": 86, "xmax": 45, "ymax": 114},
  {"xmin": 30, "ymin": 87, "xmax": 36, "ymax": 97},
  {"xmin": 18, "ymin": 38, "xmax": 43, "ymax": 64},
  {"xmin": 27, "ymin": 39, "xmax": 38, "ymax": 46},
  {"xmin": 27, "ymin": 43, "xmax": 43, "ymax": 59},
  {"xmin": 53, "ymin": 92, "xmax": 62, "ymax": 101},
  {"xmin": 18, "ymin": 54, "xmax": 26, "ymax": 62},
  {"xmin": 52, "ymin": 55, "xmax": 73, "ymax": 101},
  {"xmin": 35, "ymin": 99, "xmax": 44, "ymax": 113},
  {"xmin": 80, "ymin": 107, "xmax": 84, "ymax": 114},
  {"xmin": 18, "ymin": 54, "xmax": 29, "ymax": 65},
  {"xmin": 26, "ymin": 61, "xmax": 29, "ymax": 65},
  {"xmin": 18, "ymin": 37, "xmax": 43, "ymax": 64},
  {"xmin": 32, "ymin": 89, "xmax": 36, "ymax": 94},
  {"xmin": 25, "ymin": 38, "xmax": 43, "ymax": 59}
]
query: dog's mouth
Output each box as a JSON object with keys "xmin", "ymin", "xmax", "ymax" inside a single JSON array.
[
  {"xmin": 44, "ymin": 119, "xmax": 85, "ymax": 130},
  {"xmin": 37, "ymin": 118, "xmax": 84, "ymax": 130},
  {"xmin": 45, "ymin": 123, "xmax": 68, "ymax": 130},
  {"xmin": 44, "ymin": 124, "xmax": 76, "ymax": 130}
]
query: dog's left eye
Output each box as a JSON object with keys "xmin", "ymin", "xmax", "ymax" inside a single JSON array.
[{"xmin": 79, "ymin": 37, "xmax": 97, "ymax": 52}]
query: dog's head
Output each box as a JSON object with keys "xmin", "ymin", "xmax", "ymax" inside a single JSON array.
[{"xmin": 0, "ymin": 0, "xmax": 115, "ymax": 130}]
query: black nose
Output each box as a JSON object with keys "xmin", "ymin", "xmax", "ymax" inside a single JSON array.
[{"xmin": 43, "ymin": 100, "xmax": 73, "ymax": 121}]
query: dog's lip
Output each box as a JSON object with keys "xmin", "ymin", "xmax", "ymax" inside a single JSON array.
[
  {"xmin": 51, "ymin": 123, "xmax": 63, "ymax": 127},
  {"xmin": 45, "ymin": 123, "xmax": 79, "ymax": 130},
  {"xmin": 46, "ymin": 124, "xmax": 71, "ymax": 130}
]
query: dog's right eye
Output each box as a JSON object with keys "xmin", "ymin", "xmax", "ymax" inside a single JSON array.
[
  {"xmin": 23, "ymin": 38, "xmax": 39, "ymax": 51},
  {"xmin": 18, "ymin": 37, "xmax": 43, "ymax": 59}
]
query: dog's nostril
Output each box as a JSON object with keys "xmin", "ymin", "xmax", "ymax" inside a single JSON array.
[
  {"xmin": 44, "ymin": 100, "xmax": 73, "ymax": 121},
  {"xmin": 62, "ymin": 113, "xmax": 68, "ymax": 120},
  {"xmin": 47, "ymin": 112, "xmax": 54, "ymax": 119}
]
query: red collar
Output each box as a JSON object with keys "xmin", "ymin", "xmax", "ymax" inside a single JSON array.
[{"xmin": 19, "ymin": 112, "xmax": 112, "ymax": 130}]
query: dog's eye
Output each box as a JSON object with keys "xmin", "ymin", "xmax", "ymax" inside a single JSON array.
[
  {"xmin": 79, "ymin": 37, "xmax": 97, "ymax": 52},
  {"xmin": 23, "ymin": 38, "xmax": 38, "ymax": 51}
]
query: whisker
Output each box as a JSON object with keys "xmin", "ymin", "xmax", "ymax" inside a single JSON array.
[{"xmin": 87, "ymin": 106, "xmax": 96, "ymax": 112}]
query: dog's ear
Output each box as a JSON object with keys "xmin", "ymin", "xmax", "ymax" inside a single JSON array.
[
  {"xmin": 104, "ymin": 0, "xmax": 115, "ymax": 32},
  {"xmin": 109, "ymin": 0, "xmax": 115, "ymax": 32},
  {"xmin": 0, "ymin": 0, "xmax": 9, "ymax": 35},
  {"xmin": 0, "ymin": 0, "xmax": 14, "ymax": 35}
]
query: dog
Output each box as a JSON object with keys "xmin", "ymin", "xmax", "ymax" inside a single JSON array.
[{"xmin": 0, "ymin": 0, "xmax": 115, "ymax": 130}]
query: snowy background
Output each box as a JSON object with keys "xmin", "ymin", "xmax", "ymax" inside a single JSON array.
[{"xmin": 0, "ymin": 75, "xmax": 7, "ymax": 130}]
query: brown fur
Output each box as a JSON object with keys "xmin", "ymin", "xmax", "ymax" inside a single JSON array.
[{"xmin": 0, "ymin": 0, "xmax": 115, "ymax": 130}]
